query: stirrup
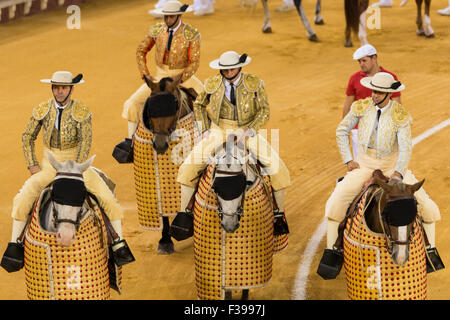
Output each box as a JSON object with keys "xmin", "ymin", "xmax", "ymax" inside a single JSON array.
[
  {"xmin": 317, "ymin": 248, "xmax": 343, "ymax": 280},
  {"xmin": 426, "ymin": 247, "xmax": 445, "ymax": 273},
  {"xmin": 1, "ymin": 242, "xmax": 24, "ymax": 273}
]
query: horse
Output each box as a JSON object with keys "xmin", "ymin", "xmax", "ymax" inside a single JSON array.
[
  {"xmin": 239, "ymin": 0, "xmax": 323, "ymax": 41},
  {"xmin": 342, "ymin": 169, "xmax": 428, "ymax": 299},
  {"xmin": 344, "ymin": 0, "xmax": 434, "ymax": 47},
  {"xmin": 132, "ymin": 76, "xmax": 199, "ymax": 254},
  {"xmin": 191, "ymin": 135, "xmax": 287, "ymax": 300},
  {"xmin": 23, "ymin": 152, "xmax": 122, "ymax": 299}
]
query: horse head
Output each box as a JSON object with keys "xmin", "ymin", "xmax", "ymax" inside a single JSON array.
[
  {"xmin": 143, "ymin": 77, "xmax": 183, "ymax": 154},
  {"xmin": 372, "ymin": 169, "xmax": 425, "ymax": 266},
  {"xmin": 46, "ymin": 151, "xmax": 95, "ymax": 247},
  {"xmin": 210, "ymin": 135, "xmax": 257, "ymax": 233}
]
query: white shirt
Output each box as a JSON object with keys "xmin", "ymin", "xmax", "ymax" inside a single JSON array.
[
  {"xmin": 223, "ymin": 73, "xmax": 242, "ymax": 103},
  {"xmin": 168, "ymin": 18, "xmax": 182, "ymax": 34},
  {"xmin": 54, "ymin": 100, "xmax": 69, "ymax": 130}
]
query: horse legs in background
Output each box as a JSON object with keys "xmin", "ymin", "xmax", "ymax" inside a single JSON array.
[
  {"xmin": 293, "ymin": 0, "xmax": 319, "ymax": 41},
  {"xmin": 261, "ymin": 0, "xmax": 272, "ymax": 33},
  {"xmin": 344, "ymin": 0, "xmax": 369, "ymax": 47},
  {"xmin": 417, "ymin": 0, "xmax": 435, "ymax": 37},
  {"xmin": 158, "ymin": 216, "xmax": 174, "ymax": 254},
  {"xmin": 314, "ymin": 0, "xmax": 325, "ymax": 25}
]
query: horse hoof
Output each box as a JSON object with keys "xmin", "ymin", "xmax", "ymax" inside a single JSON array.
[
  {"xmin": 157, "ymin": 240, "xmax": 175, "ymax": 255},
  {"xmin": 314, "ymin": 19, "xmax": 325, "ymax": 25},
  {"xmin": 262, "ymin": 27, "xmax": 272, "ymax": 34},
  {"xmin": 308, "ymin": 34, "xmax": 319, "ymax": 42},
  {"xmin": 416, "ymin": 29, "xmax": 425, "ymax": 36},
  {"xmin": 425, "ymin": 33, "xmax": 435, "ymax": 38},
  {"xmin": 344, "ymin": 40, "xmax": 353, "ymax": 47}
]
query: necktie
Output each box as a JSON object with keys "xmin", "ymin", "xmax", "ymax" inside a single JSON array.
[
  {"xmin": 167, "ymin": 29, "xmax": 174, "ymax": 51},
  {"xmin": 377, "ymin": 109, "xmax": 382, "ymax": 121},
  {"xmin": 230, "ymin": 83, "xmax": 236, "ymax": 106},
  {"xmin": 57, "ymin": 107, "xmax": 64, "ymax": 130}
]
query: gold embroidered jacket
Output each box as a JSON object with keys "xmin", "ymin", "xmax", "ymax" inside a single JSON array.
[
  {"xmin": 193, "ymin": 73, "xmax": 270, "ymax": 133},
  {"xmin": 336, "ymin": 97, "xmax": 412, "ymax": 176},
  {"xmin": 136, "ymin": 21, "xmax": 201, "ymax": 83},
  {"xmin": 22, "ymin": 99, "xmax": 92, "ymax": 168}
]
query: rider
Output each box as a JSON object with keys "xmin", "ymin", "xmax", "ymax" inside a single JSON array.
[
  {"xmin": 2, "ymin": 71, "xmax": 125, "ymax": 272},
  {"xmin": 177, "ymin": 51, "xmax": 291, "ymax": 220},
  {"xmin": 344, "ymin": 44, "xmax": 401, "ymax": 159},
  {"xmin": 123, "ymin": 0, "xmax": 203, "ymax": 138},
  {"xmin": 324, "ymin": 72, "xmax": 440, "ymax": 260}
]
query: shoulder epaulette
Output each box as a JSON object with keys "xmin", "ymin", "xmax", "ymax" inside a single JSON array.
[
  {"xmin": 71, "ymin": 100, "xmax": 92, "ymax": 122},
  {"xmin": 204, "ymin": 74, "xmax": 222, "ymax": 94},
  {"xmin": 149, "ymin": 22, "xmax": 165, "ymax": 38},
  {"xmin": 391, "ymin": 102, "xmax": 411, "ymax": 126},
  {"xmin": 242, "ymin": 73, "xmax": 262, "ymax": 92},
  {"xmin": 32, "ymin": 100, "xmax": 51, "ymax": 120},
  {"xmin": 350, "ymin": 97, "xmax": 372, "ymax": 116},
  {"xmin": 182, "ymin": 23, "xmax": 200, "ymax": 41}
]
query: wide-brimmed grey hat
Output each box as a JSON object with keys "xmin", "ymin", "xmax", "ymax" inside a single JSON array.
[
  {"xmin": 209, "ymin": 51, "xmax": 251, "ymax": 70},
  {"xmin": 360, "ymin": 72, "xmax": 405, "ymax": 93},
  {"xmin": 40, "ymin": 71, "xmax": 84, "ymax": 85}
]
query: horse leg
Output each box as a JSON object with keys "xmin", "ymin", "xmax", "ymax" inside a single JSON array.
[
  {"xmin": 416, "ymin": 0, "xmax": 425, "ymax": 36},
  {"xmin": 358, "ymin": 8, "xmax": 368, "ymax": 45},
  {"xmin": 314, "ymin": 0, "xmax": 325, "ymax": 25},
  {"xmin": 225, "ymin": 290, "xmax": 232, "ymax": 300},
  {"xmin": 241, "ymin": 289, "xmax": 249, "ymax": 300},
  {"xmin": 423, "ymin": 0, "xmax": 434, "ymax": 37},
  {"xmin": 261, "ymin": 0, "xmax": 272, "ymax": 33},
  {"xmin": 344, "ymin": 0, "xmax": 358, "ymax": 47},
  {"xmin": 157, "ymin": 216, "xmax": 175, "ymax": 254},
  {"xmin": 293, "ymin": 0, "xmax": 318, "ymax": 42}
]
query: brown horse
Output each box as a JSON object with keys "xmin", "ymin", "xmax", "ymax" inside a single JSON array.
[
  {"xmin": 364, "ymin": 170, "xmax": 424, "ymax": 266},
  {"xmin": 344, "ymin": 0, "xmax": 434, "ymax": 47},
  {"xmin": 134, "ymin": 76, "xmax": 198, "ymax": 254}
]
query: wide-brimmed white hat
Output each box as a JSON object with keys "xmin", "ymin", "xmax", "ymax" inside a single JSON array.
[
  {"xmin": 209, "ymin": 51, "xmax": 252, "ymax": 70},
  {"xmin": 149, "ymin": 1, "xmax": 193, "ymax": 16},
  {"xmin": 360, "ymin": 72, "xmax": 405, "ymax": 93},
  {"xmin": 40, "ymin": 71, "xmax": 84, "ymax": 85},
  {"xmin": 353, "ymin": 44, "xmax": 377, "ymax": 60}
]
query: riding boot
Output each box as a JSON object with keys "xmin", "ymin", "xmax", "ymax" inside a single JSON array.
[
  {"xmin": 180, "ymin": 184, "xmax": 195, "ymax": 211},
  {"xmin": 317, "ymin": 219, "xmax": 343, "ymax": 280},
  {"xmin": 273, "ymin": 189, "xmax": 289, "ymax": 235},
  {"xmin": 273, "ymin": 189, "xmax": 285, "ymax": 211},
  {"xmin": 111, "ymin": 220, "xmax": 123, "ymax": 240},
  {"xmin": 422, "ymin": 222, "xmax": 444, "ymax": 272},
  {"xmin": 1, "ymin": 220, "xmax": 27, "ymax": 272}
]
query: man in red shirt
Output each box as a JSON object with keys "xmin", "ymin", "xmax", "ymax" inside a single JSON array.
[{"xmin": 343, "ymin": 44, "xmax": 402, "ymax": 159}]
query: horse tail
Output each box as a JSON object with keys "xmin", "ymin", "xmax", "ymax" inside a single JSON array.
[{"xmin": 344, "ymin": 0, "xmax": 360, "ymax": 35}]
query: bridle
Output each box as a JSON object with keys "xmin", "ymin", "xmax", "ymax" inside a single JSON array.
[
  {"xmin": 52, "ymin": 172, "xmax": 86, "ymax": 231},
  {"xmin": 377, "ymin": 191, "xmax": 417, "ymax": 254}
]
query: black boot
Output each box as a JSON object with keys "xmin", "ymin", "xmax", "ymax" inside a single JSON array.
[
  {"xmin": 426, "ymin": 247, "xmax": 445, "ymax": 273},
  {"xmin": 317, "ymin": 248, "xmax": 344, "ymax": 280},
  {"xmin": 1, "ymin": 242, "xmax": 24, "ymax": 273},
  {"xmin": 274, "ymin": 211, "xmax": 289, "ymax": 236}
]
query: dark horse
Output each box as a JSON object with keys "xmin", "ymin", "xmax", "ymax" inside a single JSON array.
[
  {"xmin": 139, "ymin": 76, "xmax": 197, "ymax": 254},
  {"xmin": 344, "ymin": 0, "xmax": 434, "ymax": 47}
]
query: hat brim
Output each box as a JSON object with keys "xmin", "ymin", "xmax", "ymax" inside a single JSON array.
[
  {"xmin": 209, "ymin": 57, "xmax": 252, "ymax": 70},
  {"xmin": 360, "ymin": 77, "xmax": 405, "ymax": 93},
  {"xmin": 149, "ymin": 6, "xmax": 194, "ymax": 15},
  {"xmin": 40, "ymin": 79, "xmax": 85, "ymax": 85}
]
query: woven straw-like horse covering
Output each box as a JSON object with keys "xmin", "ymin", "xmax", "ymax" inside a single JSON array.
[
  {"xmin": 133, "ymin": 111, "xmax": 199, "ymax": 230},
  {"xmin": 343, "ymin": 188, "xmax": 427, "ymax": 300},
  {"xmin": 24, "ymin": 189, "xmax": 121, "ymax": 300},
  {"xmin": 193, "ymin": 164, "xmax": 287, "ymax": 300}
]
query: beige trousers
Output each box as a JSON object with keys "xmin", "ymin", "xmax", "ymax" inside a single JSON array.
[
  {"xmin": 11, "ymin": 148, "xmax": 123, "ymax": 221},
  {"xmin": 325, "ymin": 148, "xmax": 440, "ymax": 223},
  {"xmin": 122, "ymin": 65, "xmax": 204, "ymax": 123},
  {"xmin": 177, "ymin": 119, "xmax": 291, "ymax": 191}
]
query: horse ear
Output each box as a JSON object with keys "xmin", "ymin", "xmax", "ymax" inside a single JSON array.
[
  {"xmin": 376, "ymin": 178, "xmax": 393, "ymax": 194},
  {"xmin": 144, "ymin": 75, "xmax": 158, "ymax": 92},
  {"xmin": 46, "ymin": 150, "xmax": 62, "ymax": 172},
  {"xmin": 411, "ymin": 179, "xmax": 425, "ymax": 194},
  {"xmin": 77, "ymin": 155, "xmax": 95, "ymax": 173}
]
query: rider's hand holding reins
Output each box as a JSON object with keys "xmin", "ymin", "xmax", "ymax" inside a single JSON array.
[
  {"xmin": 389, "ymin": 171, "xmax": 403, "ymax": 181},
  {"xmin": 346, "ymin": 160, "xmax": 360, "ymax": 172},
  {"xmin": 28, "ymin": 165, "xmax": 41, "ymax": 175}
]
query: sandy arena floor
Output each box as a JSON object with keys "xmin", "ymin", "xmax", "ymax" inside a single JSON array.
[{"xmin": 0, "ymin": 0, "xmax": 449, "ymax": 300}]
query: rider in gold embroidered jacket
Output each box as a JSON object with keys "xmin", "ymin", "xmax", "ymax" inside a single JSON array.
[
  {"xmin": 193, "ymin": 73, "xmax": 270, "ymax": 134},
  {"xmin": 336, "ymin": 97, "xmax": 412, "ymax": 177},
  {"xmin": 136, "ymin": 21, "xmax": 201, "ymax": 83},
  {"xmin": 22, "ymin": 99, "xmax": 92, "ymax": 169}
]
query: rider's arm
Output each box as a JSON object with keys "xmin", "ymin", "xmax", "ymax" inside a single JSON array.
[
  {"xmin": 394, "ymin": 122, "xmax": 412, "ymax": 178},
  {"xmin": 136, "ymin": 34, "xmax": 156, "ymax": 79},
  {"xmin": 336, "ymin": 109, "xmax": 359, "ymax": 165},
  {"xmin": 22, "ymin": 114, "xmax": 43, "ymax": 169},
  {"xmin": 342, "ymin": 95, "xmax": 355, "ymax": 118},
  {"xmin": 75, "ymin": 113, "xmax": 92, "ymax": 164},
  {"xmin": 245, "ymin": 81, "xmax": 270, "ymax": 133},
  {"xmin": 181, "ymin": 35, "xmax": 201, "ymax": 83},
  {"xmin": 193, "ymin": 90, "xmax": 211, "ymax": 133}
]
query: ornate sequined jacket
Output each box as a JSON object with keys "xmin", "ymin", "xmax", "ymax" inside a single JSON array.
[
  {"xmin": 22, "ymin": 99, "xmax": 92, "ymax": 168},
  {"xmin": 136, "ymin": 21, "xmax": 201, "ymax": 83},
  {"xmin": 193, "ymin": 73, "xmax": 270, "ymax": 133},
  {"xmin": 336, "ymin": 97, "xmax": 412, "ymax": 176}
]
